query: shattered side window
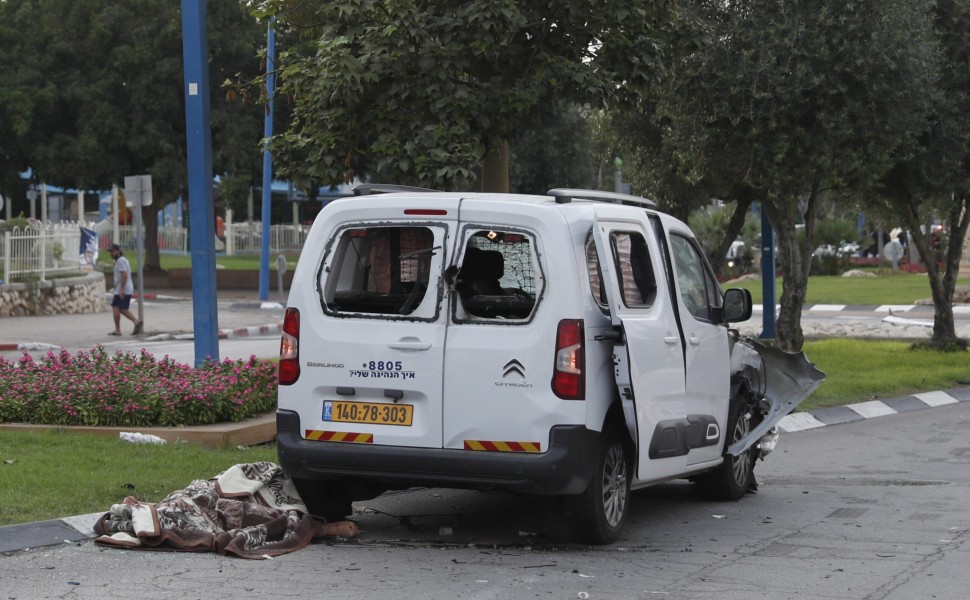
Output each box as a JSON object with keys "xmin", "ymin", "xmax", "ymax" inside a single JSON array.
[
  {"xmin": 456, "ymin": 230, "xmax": 539, "ymax": 320},
  {"xmin": 320, "ymin": 225, "xmax": 441, "ymax": 317},
  {"xmin": 669, "ymin": 234, "xmax": 721, "ymax": 321},
  {"xmin": 586, "ymin": 238, "xmax": 607, "ymax": 307},
  {"xmin": 610, "ymin": 231, "xmax": 657, "ymax": 308}
]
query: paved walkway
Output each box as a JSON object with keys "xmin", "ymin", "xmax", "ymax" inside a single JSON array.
[{"xmin": 0, "ymin": 289, "xmax": 285, "ymax": 360}]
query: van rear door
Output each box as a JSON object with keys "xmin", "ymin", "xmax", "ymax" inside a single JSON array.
[
  {"xmin": 441, "ymin": 202, "xmax": 560, "ymax": 454},
  {"xmin": 302, "ymin": 207, "xmax": 456, "ymax": 449}
]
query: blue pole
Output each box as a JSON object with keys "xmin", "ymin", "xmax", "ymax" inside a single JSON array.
[
  {"xmin": 181, "ymin": 0, "xmax": 219, "ymax": 366},
  {"xmin": 259, "ymin": 19, "xmax": 276, "ymax": 301},
  {"xmin": 760, "ymin": 197, "xmax": 776, "ymax": 339}
]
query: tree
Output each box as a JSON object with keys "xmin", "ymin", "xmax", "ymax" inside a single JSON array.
[
  {"xmin": 255, "ymin": 0, "xmax": 688, "ymax": 192},
  {"xmin": 0, "ymin": 2, "xmax": 56, "ymax": 206},
  {"xmin": 656, "ymin": 0, "xmax": 938, "ymax": 351},
  {"xmin": 509, "ymin": 102, "xmax": 597, "ymax": 194},
  {"xmin": 0, "ymin": 0, "xmax": 265, "ymax": 271},
  {"xmin": 876, "ymin": 0, "xmax": 970, "ymax": 349}
]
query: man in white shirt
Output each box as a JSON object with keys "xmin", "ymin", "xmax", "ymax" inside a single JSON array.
[{"xmin": 108, "ymin": 243, "xmax": 142, "ymax": 335}]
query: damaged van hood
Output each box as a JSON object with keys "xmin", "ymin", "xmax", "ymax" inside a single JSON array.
[{"xmin": 727, "ymin": 337, "xmax": 826, "ymax": 457}]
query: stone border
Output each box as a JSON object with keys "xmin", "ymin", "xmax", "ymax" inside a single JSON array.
[{"xmin": 0, "ymin": 271, "xmax": 107, "ymax": 317}]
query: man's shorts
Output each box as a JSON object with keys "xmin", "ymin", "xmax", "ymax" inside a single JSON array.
[{"xmin": 112, "ymin": 294, "xmax": 132, "ymax": 310}]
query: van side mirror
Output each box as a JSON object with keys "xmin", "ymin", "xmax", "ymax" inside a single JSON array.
[{"xmin": 722, "ymin": 288, "xmax": 752, "ymax": 323}]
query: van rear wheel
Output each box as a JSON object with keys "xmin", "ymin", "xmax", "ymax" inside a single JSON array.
[
  {"xmin": 292, "ymin": 478, "xmax": 354, "ymax": 522},
  {"xmin": 571, "ymin": 428, "xmax": 630, "ymax": 544}
]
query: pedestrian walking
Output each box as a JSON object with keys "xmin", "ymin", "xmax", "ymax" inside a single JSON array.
[{"xmin": 108, "ymin": 243, "xmax": 142, "ymax": 335}]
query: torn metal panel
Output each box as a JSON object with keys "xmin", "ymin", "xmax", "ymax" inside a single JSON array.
[{"xmin": 727, "ymin": 337, "xmax": 826, "ymax": 457}]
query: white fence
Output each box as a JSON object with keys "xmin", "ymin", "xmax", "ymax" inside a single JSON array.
[
  {"xmin": 1, "ymin": 224, "xmax": 84, "ymax": 282},
  {"xmin": 0, "ymin": 221, "xmax": 308, "ymax": 282},
  {"xmin": 224, "ymin": 221, "xmax": 311, "ymax": 255}
]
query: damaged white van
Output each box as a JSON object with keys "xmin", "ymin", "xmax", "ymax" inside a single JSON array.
[{"xmin": 276, "ymin": 185, "xmax": 824, "ymax": 544}]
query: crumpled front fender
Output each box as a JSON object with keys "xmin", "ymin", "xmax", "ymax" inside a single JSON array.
[{"xmin": 726, "ymin": 337, "xmax": 826, "ymax": 457}]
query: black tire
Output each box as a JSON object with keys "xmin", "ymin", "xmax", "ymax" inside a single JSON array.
[
  {"xmin": 571, "ymin": 428, "xmax": 631, "ymax": 544},
  {"xmin": 292, "ymin": 478, "xmax": 354, "ymax": 522},
  {"xmin": 695, "ymin": 402, "xmax": 755, "ymax": 501}
]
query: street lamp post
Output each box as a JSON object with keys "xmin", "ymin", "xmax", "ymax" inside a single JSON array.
[
  {"xmin": 613, "ymin": 157, "xmax": 623, "ymax": 194},
  {"xmin": 26, "ymin": 185, "xmax": 37, "ymax": 220}
]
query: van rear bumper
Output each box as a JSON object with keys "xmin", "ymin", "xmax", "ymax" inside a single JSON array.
[{"xmin": 276, "ymin": 410, "xmax": 599, "ymax": 496}]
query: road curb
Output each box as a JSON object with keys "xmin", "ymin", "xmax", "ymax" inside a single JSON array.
[
  {"xmin": 218, "ymin": 322, "xmax": 283, "ymax": 340},
  {"xmin": 0, "ymin": 342, "xmax": 62, "ymax": 352},
  {"xmin": 752, "ymin": 303, "xmax": 970, "ymax": 314},
  {"xmin": 777, "ymin": 386, "xmax": 970, "ymax": 432}
]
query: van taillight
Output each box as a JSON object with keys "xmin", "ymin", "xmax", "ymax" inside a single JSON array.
[
  {"xmin": 552, "ymin": 319, "xmax": 585, "ymax": 400},
  {"xmin": 279, "ymin": 308, "xmax": 300, "ymax": 385}
]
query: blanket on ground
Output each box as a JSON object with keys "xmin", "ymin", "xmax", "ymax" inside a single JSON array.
[{"xmin": 93, "ymin": 461, "xmax": 358, "ymax": 559}]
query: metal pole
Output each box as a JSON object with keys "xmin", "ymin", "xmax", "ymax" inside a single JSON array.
[
  {"xmin": 112, "ymin": 186, "xmax": 119, "ymax": 247},
  {"xmin": 41, "ymin": 183, "xmax": 47, "ymax": 224},
  {"xmin": 760, "ymin": 197, "xmax": 776, "ymax": 339},
  {"xmin": 40, "ymin": 183, "xmax": 47, "ymax": 282},
  {"xmin": 134, "ymin": 185, "xmax": 145, "ymax": 326},
  {"xmin": 259, "ymin": 18, "xmax": 276, "ymax": 301},
  {"xmin": 181, "ymin": 0, "xmax": 220, "ymax": 366}
]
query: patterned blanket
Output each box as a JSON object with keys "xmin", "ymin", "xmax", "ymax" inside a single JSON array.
[{"xmin": 93, "ymin": 462, "xmax": 358, "ymax": 559}]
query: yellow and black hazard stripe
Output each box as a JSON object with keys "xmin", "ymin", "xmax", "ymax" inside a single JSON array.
[
  {"xmin": 305, "ymin": 430, "xmax": 374, "ymax": 444},
  {"xmin": 464, "ymin": 440, "xmax": 541, "ymax": 453}
]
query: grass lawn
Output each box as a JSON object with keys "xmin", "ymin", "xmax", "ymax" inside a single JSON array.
[
  {"xmin": 0, "ymin": 431, "xmax": 276, "ymax": 527},
  {"xmin": 802, "ymin": 338, "xmax": 970, "ymax": 410},
  {"xmin": 729, "ymin": 273, "xmax": 970, "ymax": 305},
  {"xmin": 154, "ymin": 253, "xmax": 300, "ymax": 271}
]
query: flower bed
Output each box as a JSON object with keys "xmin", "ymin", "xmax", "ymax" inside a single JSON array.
[{"xmin": 0, "ymin": 348, "xmax": 277, "ymax": 427}]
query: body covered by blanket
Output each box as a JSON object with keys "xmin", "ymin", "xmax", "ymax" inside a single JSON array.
[{"xmin": 94, "ymin": 462, "xmax": 358, "ymax": 559}]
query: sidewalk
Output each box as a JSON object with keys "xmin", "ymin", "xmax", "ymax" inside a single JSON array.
[{"xmin": 0, "ymin": 288, "xmax": 286, "ymax": 359}]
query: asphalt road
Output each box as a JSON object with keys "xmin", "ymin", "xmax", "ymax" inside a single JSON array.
[{"xmin": 2, "ymin": 400, "xmax": 968, "ymax": 599}]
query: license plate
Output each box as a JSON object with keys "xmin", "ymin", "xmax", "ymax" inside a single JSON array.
[{"xmin": 322, "ymin": 400, "xmax": 413, "ymax": 426}]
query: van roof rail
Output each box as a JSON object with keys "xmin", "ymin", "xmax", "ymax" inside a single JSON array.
[
  {"xmin": 352, "ymin": 183, "xmax": 441, "ymax": 196},
  {"xmin": 547, "ymin": 188, "xmax": 656, "ymax": 208}
]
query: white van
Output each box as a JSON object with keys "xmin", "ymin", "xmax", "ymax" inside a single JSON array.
[{"xmin": 277, "ymin": 185, "xmax": 824, "ymax": 543}]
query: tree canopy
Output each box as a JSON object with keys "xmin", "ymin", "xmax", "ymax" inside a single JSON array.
[
  {"xmin": 612, "ymin": 0, "xmax": 939, "ymax": 351},
  {"xmin": 255, "ymin": 0, "xmax": 688, "ymax": 191},
  {"xmin": 0, "ymin": 0, "xmax": 265, "ymax": 270}
]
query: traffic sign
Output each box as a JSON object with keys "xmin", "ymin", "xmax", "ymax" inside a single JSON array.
[{"xmin": 124, "ymin": 175, "xmax": 153, "ymax": 207}]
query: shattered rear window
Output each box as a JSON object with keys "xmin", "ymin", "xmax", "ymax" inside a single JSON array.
[{"xmin": 319, "ymin": 225, "xmax": 442, "ymax": 318}]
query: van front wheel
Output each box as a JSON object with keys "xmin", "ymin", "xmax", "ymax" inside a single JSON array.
[
  {"xmin": 571, "ymin": 428, "xmax": 630, "ymax": 544},
  {"xmin": 694, "ymin": 402, "xmax": 755, "ymax": 501}
]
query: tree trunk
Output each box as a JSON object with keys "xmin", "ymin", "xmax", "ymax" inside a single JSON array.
[
  {"xmin": 762, "ymin": 183, "xmax": 821, "ymax": 353},
  {"xmin": 481, "ymin": 140, "xmax": 509, "ymax": 193},
  {"xmin": 708, "ymin": 195, "xmax": 754, "ymax": 278},
  {"xmin": 903, "ymin": 193, "xmax": 970, "ymax": 347},
  {"xmin": 142, "ymin": 192, "xmax": 163, "ymax": 273}
]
